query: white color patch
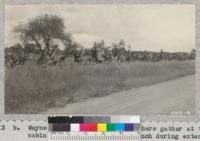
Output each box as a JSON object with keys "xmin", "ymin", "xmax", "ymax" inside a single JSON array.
[{"xmin": 70, "ymin": 124, "xmax": 80, "ymax": 132}]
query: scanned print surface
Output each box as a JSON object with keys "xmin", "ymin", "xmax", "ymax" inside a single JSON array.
[{"xmin": 4, "ymin": 4, "xmax": 196, "ymax": 114}]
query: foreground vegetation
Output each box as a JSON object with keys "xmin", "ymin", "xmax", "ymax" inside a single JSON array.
[{"xmin": 5, "ymin": 60, "xmax": 195, "ymax": 114}]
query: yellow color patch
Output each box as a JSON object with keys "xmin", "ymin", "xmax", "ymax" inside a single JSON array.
[{"xmin": 97, "ymin": 123, "xmax": 107, "ymax": 132}]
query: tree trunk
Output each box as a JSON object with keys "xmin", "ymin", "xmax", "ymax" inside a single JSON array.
[{"xmin": 37, "ymin": 49, "xmax": 47, "ymax": 64}]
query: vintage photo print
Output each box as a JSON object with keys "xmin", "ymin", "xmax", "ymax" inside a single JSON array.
[{"xmin": 4, "ymin": 5, "xmax": 196, "ymax": 114}]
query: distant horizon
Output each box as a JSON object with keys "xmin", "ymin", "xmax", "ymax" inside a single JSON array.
[
  {"xmin": 6, "ymin": 42, "xmax": 195, "ymax": 53},
  {"xmin": 5, "ymin": 5, "xmax": 195, "ymax": 52}
]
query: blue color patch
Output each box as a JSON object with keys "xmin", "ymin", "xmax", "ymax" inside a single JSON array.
[{"xmin": 125, "ymin": 123, "xmax": 134, "ymax": 131}]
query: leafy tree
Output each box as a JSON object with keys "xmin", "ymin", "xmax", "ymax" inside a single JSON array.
[
  {"xmin": 14, "ymin": 14, "xmax": 72, "ymax": 64},
  {"xmin": 119, "ymin": 39, "xmax": 125, "ymax": 49},
  {"xmin": 91, "ymin": 40, "xmax": 105, "ymax": 60},
  {"xmin": 111, "ymin": 39, "xmax": 127, "ymax": 58}
]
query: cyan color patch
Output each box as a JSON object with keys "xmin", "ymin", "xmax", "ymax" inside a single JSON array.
[{"xmin": 115, "ymin": 123, "xmax": 125, "ymax": 131}]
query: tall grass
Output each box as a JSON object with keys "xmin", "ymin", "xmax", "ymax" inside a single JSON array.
[{"xmin": 5, "ymin": 61, "xmax": 195, "ymax": 114}]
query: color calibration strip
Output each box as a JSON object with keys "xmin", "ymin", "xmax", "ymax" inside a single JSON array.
[
  {"xmin": 48, "ymin": 116, "xmax": 140, "ymax": 124},
  {"xmin": 49, "ymin": 123, "xmax": 140, "ymax": 132},
  {"xmin": 48, "ymin": 116, "xmax": 140, "ymax": 132}
]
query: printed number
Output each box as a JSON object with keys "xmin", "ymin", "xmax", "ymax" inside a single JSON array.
[{"xmin": 0, "ymin": 125, "xmax": 5, "ymax": 130}]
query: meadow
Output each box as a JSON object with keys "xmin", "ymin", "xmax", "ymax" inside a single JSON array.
[{"xmin": 5, "ymin": 60, "xmax": 195, "ymax": 114}]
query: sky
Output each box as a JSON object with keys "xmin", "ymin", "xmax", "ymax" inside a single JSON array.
[{"xmin": 5, "ymin": 4, "xmax": 195, "ymax": 52}]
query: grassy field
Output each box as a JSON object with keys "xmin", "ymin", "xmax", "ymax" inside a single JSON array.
[{"xmin": 5, "ymin": 60, "xmax": 195, "ymax": 114}]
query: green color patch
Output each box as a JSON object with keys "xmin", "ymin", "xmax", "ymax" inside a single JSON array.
[{"xmin": 107, "ymin": 123, "xmax": 116, "ymax": 131}]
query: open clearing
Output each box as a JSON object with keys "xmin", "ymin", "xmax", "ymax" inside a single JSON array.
[
  {"xmin": 44, "ymin": 75, "xmax": 195, "ymax": 114},
  {"xmin": 5, "ymin": 61, "xmax": 195, "ymax": 114}
]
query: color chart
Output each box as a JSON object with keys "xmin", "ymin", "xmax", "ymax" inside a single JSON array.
[
  {"xmin": 48, "ymin": 116, "xmax": 140, "ymax": 132},
  {"xmin": 48, "ymin": 116, "xmax": 140, "ymax": 141}
]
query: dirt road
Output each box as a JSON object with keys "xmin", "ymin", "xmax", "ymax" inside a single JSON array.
[{"xmin": 45, "ymin": 75, "xmax": 195, "ymax": 114}]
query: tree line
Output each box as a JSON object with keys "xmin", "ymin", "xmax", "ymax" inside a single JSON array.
[{"xmin": 5, "ymin": 14, "xmax": 196, "ymax": 68}]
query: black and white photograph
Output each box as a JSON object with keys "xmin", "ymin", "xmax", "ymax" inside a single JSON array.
[{"xmin": 5, "ymin": 5, "xmax": 195, "ymax": 114}]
